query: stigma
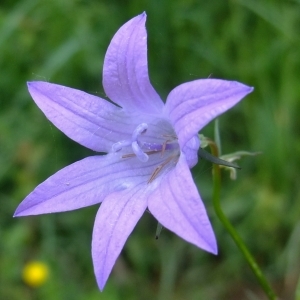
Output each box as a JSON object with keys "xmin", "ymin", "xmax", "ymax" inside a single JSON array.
[{"xmin": 111, "ymin": 121, "xmax": 180, "ymax": 182}]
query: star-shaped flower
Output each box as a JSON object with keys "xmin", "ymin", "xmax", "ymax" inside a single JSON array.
[{"xmin": 14, "ymin": 12, "xmax": 253, "ymax": 290}]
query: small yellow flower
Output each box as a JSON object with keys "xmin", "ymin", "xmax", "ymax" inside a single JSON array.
[{"xmin": 22, "ymin": 261, "xmax": 49, "ymax": 287}]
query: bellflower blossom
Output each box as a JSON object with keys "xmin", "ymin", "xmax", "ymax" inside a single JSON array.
[{"xmin": 14, "ymin": 13, "xmax": 253, "ymax": 290}]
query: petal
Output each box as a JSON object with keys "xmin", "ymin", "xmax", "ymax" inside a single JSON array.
[
  {"xmin": 103, "ymin": 12, "xmax": 163, "ymax": 114},
  {"xmin": 92, "ymin": 186, "xmax": 147, "ymax": 290},
  {"xmin": 148, "ymin": 154, "xmax": 217, "ymax": 254},
  {"xmin": 165, "ymin": 79, "xmax": 253, "ymax": 148},
  {"xmin": 182, "ymin": 135, "xmax": 200, "ymax": 168},
  {"xmin": 27, "ymin": 81, "xmax": 140, "ymax": 153},
  {"xmin": 14, "ymin": 153, "xmax": 164, "ymax": 216}
]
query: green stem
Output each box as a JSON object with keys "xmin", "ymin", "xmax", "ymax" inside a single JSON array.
[{"xmin": 209, "ymin": 142, "xmax": 277, "ymax": 300}]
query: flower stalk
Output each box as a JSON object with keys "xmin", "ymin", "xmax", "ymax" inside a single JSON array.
[{"xmin": 209, "ymin": 140, "xmax": 277, "ymax": 300}]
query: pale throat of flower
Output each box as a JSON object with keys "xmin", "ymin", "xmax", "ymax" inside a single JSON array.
[{"xmin": 111, "ymin": 121, "xmax": 180, "ymax": 183}]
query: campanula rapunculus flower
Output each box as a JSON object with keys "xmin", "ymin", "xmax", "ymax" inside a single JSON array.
[{"xmin": 14, "ymin": 12, "xmax": 253, "ymax": 290}]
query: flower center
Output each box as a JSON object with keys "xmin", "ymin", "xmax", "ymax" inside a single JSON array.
[
  {"xmin": 112, "ymin": 122, "xmax": 179, "ymax": 161},
  {"xmin": 111, "ymin": 121, "xmax": 180, "ymax": 182}
]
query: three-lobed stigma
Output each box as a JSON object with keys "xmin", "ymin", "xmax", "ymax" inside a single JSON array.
[{"xmin": 111, "ymin": 122, "xmax": 180, "ymax": 183}]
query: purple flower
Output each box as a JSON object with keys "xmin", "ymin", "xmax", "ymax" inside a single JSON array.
[{"xmin": 14, "ymin": 12, "xmax": 253, "ymax": 290}]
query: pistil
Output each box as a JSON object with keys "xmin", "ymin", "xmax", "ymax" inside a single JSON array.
[{"xmin": 112, "ymin": 122, "xmax": 180, "ymax": 182}]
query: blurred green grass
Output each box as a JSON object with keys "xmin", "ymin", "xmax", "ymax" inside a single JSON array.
[{"xmin": 1, "ymin": 0, "xmax": 300, "ymax": 299}]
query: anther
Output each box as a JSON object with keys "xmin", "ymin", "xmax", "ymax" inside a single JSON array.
[{"xmin": 148, "ymin": 156, "xmax": 175, "ymax": 183}]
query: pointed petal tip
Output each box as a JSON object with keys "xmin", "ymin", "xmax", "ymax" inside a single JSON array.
[
  {"xmin": 231, "ymin": 80, "xmax": 254, "ymax": 95},
  {"xmin": 98, "ymin": 281, "xmax": 105, "ymax": 292},
  {"xmin": 137, "ymin": 11, "xmax": 147, "ymax": 24},
  {"xmin": 13, "ymin": 210, "xmax": 30, "ymax": 218},
  {"xmin": 207, "ymin": 230, "xmax": 218, "ymax": 255},
  {"xmin": 27, "ymin": 81, "xmax": 43, "ymax": 93},
  {"xmin": 27, "ymin": 81, "xmax": 34, "ymax": 89},
  {"xmin": 134, "ymin": 12, "xmax": 146, "ymax": 23},
  {"xmin": 94, "ymin": 259, "xmax": 110, "ymax": 292},
  {"xmin": 209, "ymin": 244, "xmax": 218, "ymax": 255},
  {"xmin": 239, "ymin": 83, "xmax": 254, "ymax": 96},
  {"xmin": 13, "ymin": 206, "xmax": 31, "ymax": 218},
  {"xmin": 246, "ymin": 85, "xmax": 254, "ymax": 94},
  {"xmin": 13, "ymin": 206, "xmax": 23, "ymax": 217},
  {"xmin": 198, "ymin": 235, "xmax": 218, "ymax": 255},
  {"xmin": 27, "ymin": 81, "xmax": 38, "ymax": 87},
  {"xmin": 13, "ymin": 212, "xmax": 27, "ymax": 218}
]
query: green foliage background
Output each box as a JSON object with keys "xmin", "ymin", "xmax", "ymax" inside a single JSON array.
[{"xmin": 1, "ymin": 0, "xmax": 300, "ymax": 299}]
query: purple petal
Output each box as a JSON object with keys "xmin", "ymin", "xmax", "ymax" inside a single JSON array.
[
  {"xmin": 92, "ymin": 186, "xmax": 147, "ymax": 290},
  {"xmin": 27, "ymin": 81, "xmax": 140, "ymax": 153},
  {"xmin": 14, "ymin": 153, "xmax": 163, "ymax": 216},
  {"xmin": 165, "ymin": 79, "xmax": 253, "ymax": 148},
  {"xmin": 182, "ymin": 135, "xmax": 200, "ymax": 168},
  {"xmin": 148, "ymin": 154, "xmax": 217, "ymax": 254},
  {"xmin": 103, "ymin": 12, "xmax": 163, "ymax": 114}
]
